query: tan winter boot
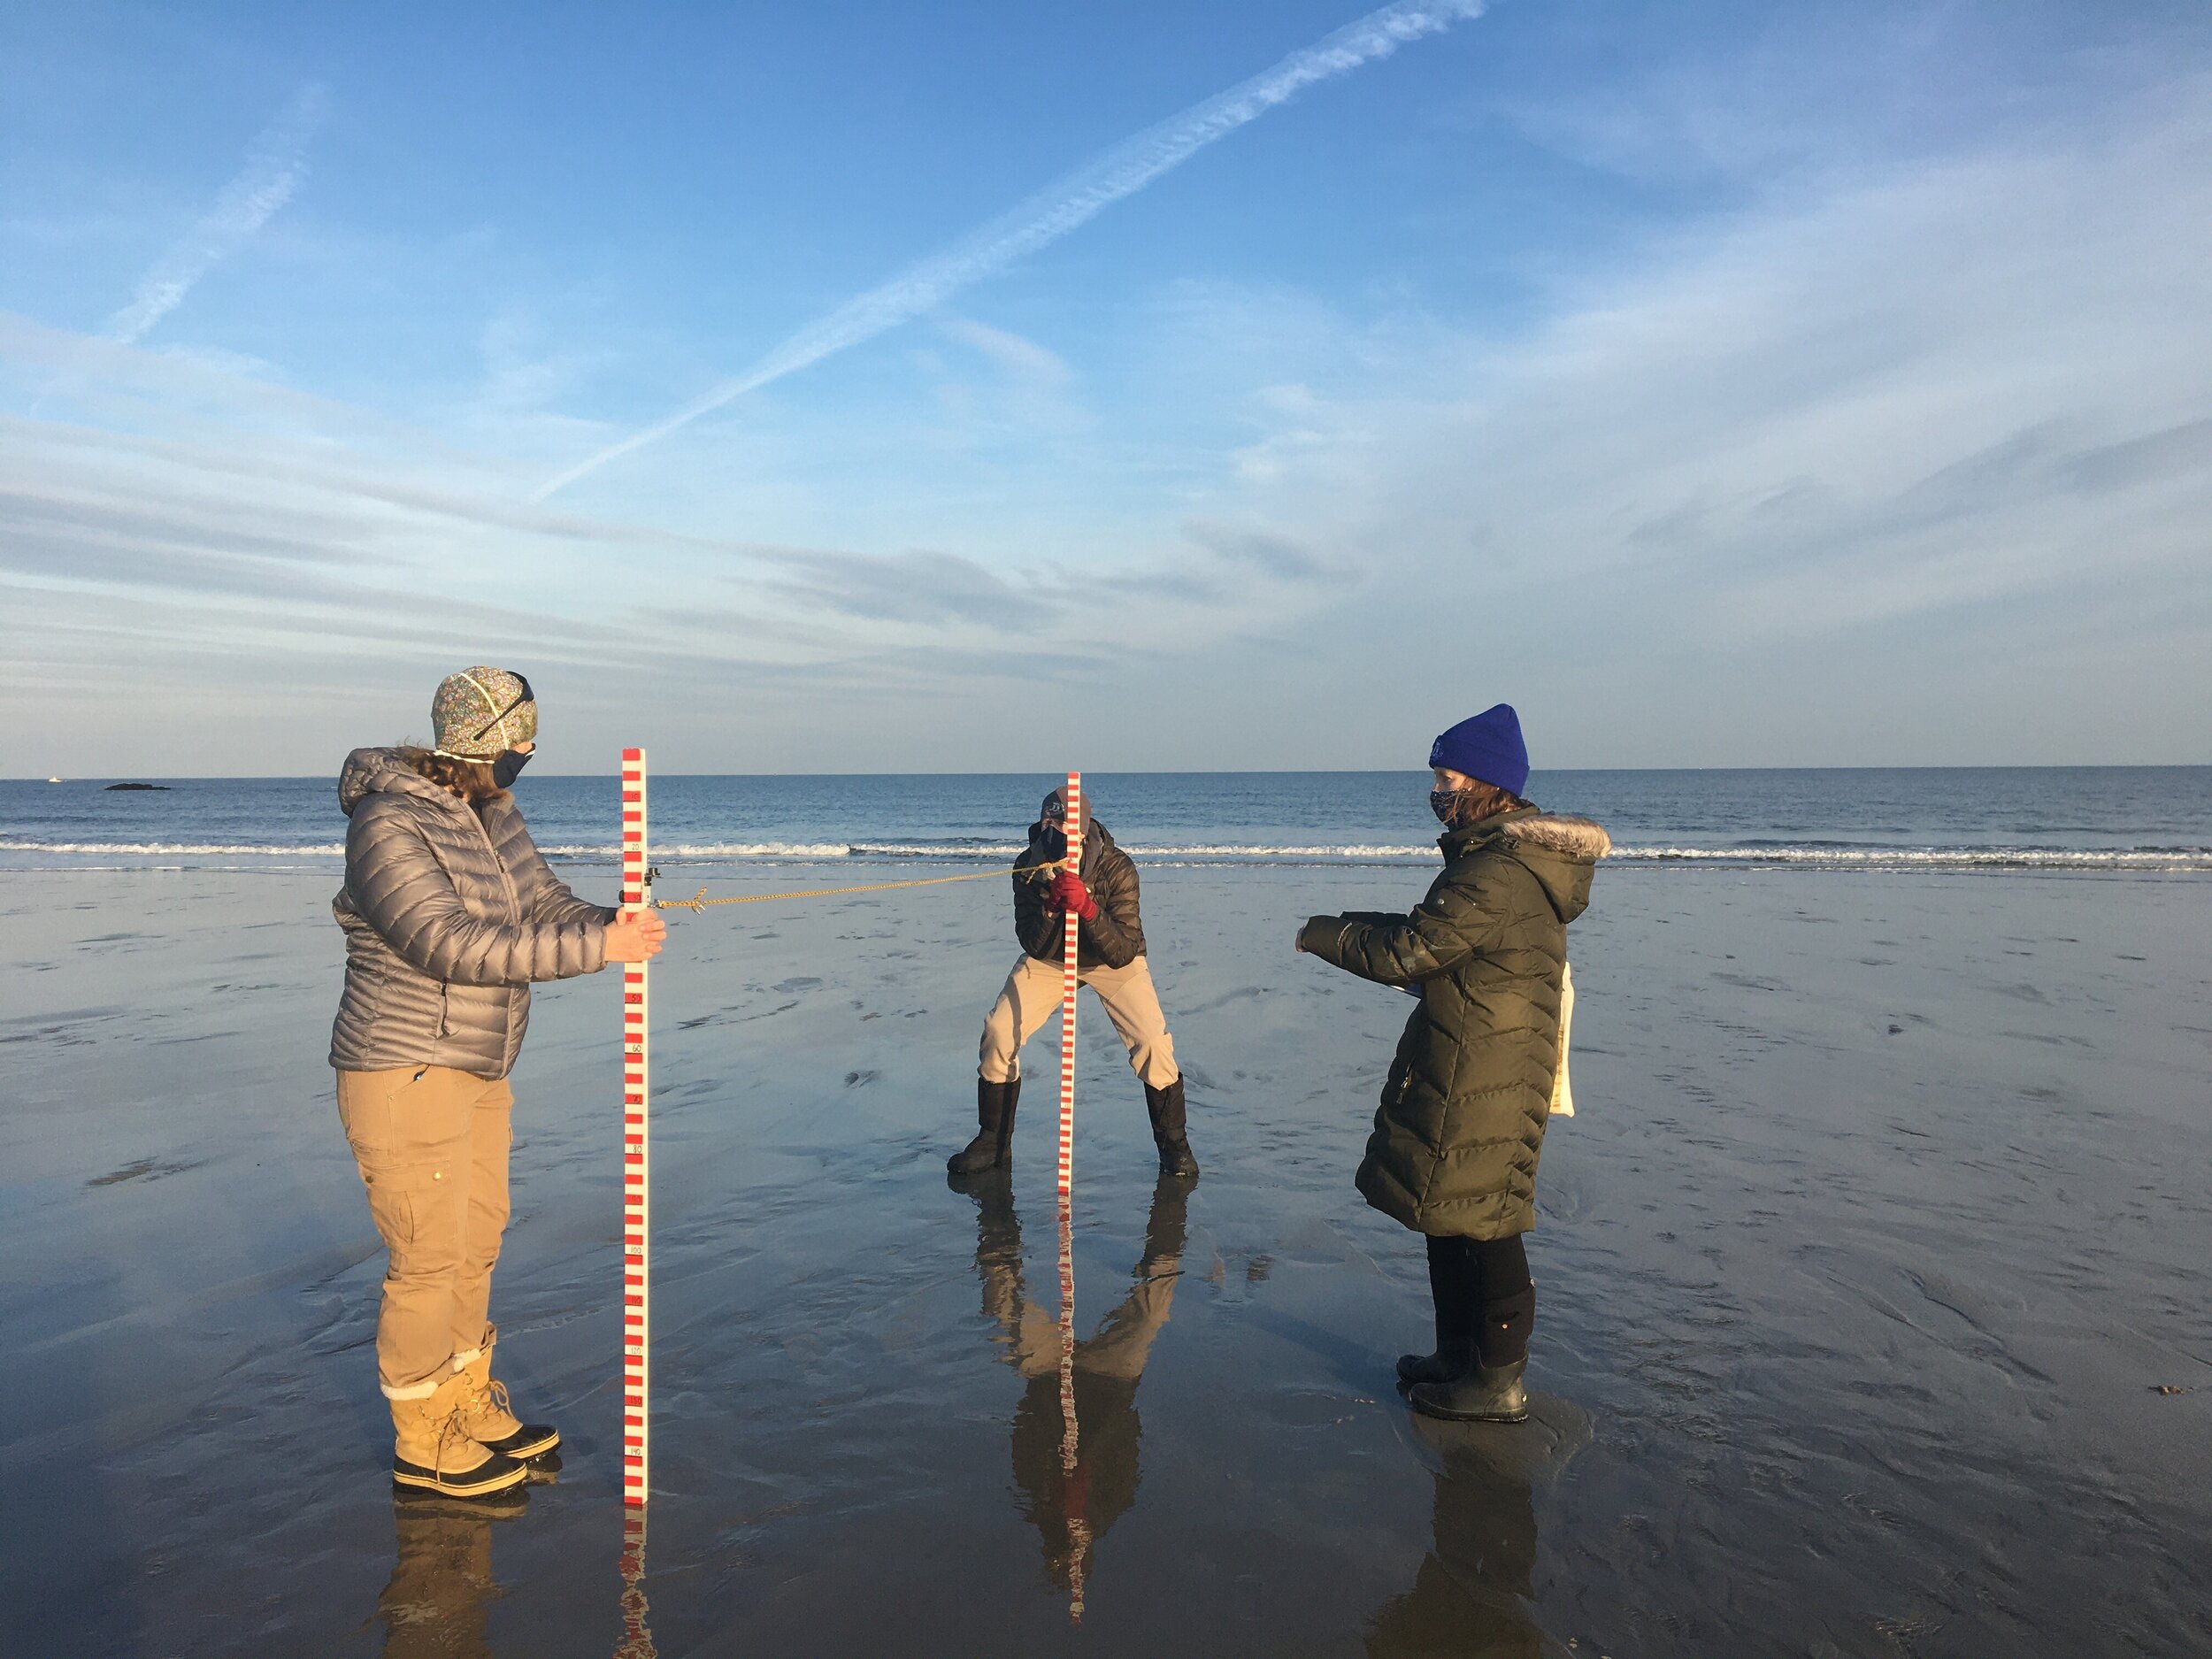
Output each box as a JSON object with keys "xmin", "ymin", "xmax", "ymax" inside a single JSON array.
[
  {"xmin": 456, "ymin": 1325, "xmax": 561, "ymax": 1463},
  {"xmin": 392, "ymin": 1370, "xmax": 529, "ymax": 1499}
]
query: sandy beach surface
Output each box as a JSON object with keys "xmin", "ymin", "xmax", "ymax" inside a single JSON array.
[{"xmin": 4, "ymin": 860, "xmax": 2208, "ymax": 1655}]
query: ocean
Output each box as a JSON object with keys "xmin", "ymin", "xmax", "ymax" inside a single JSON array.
[{"xmin": 4, "ymin": 765, "xmax": 2208, "ymax": 873}]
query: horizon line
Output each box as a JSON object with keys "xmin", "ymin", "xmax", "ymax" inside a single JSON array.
[{"xmin": 12, "ymin": 761, "xmax": 2209, "ymax": 782}]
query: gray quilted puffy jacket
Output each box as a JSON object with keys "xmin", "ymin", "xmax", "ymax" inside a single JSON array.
[{"xmin": 329, "ymin": 748, "xmax": 614, "ymax": 1079}]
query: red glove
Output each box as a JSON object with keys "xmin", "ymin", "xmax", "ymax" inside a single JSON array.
[{"xmin": 1051, "ymin": 870, "xmax": 1100, "ymax": 921}]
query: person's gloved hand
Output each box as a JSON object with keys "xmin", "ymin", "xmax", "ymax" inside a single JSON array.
[{"xmin": 1051, "ymin": 870, "xmax": 1100, "ymax": 921}]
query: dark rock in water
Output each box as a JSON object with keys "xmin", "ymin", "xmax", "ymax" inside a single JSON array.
[{"xmin": 105, "ymin": 782, "xmax": 171, "ymax": 791}]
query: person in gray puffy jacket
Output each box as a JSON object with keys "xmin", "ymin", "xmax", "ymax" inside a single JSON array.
[{"xmin": 331, "ymin": 667, "xmax": 664, "ymax": 1498}]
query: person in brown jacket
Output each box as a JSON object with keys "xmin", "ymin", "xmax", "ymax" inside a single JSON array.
[
  {"xmin": 331, "ymin": 668, "xmax": 665, "ymax": 1498},
  {"xmin": 949, "ymin": 785, "xmax": 1199, "ymax": 1178}
]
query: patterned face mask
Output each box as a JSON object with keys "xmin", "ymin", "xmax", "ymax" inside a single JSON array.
[{"xmin": 1431, "ymin": 788, "xmax": 1473, "ymax": 826}]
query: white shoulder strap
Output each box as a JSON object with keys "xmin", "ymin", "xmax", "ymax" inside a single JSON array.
[{"xmin": 1548, "ymin": 959, "xmax": 1577, "ymax": 1118}]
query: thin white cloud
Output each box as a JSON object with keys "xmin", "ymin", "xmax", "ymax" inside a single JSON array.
[
  {"xmin": 533, "ymin": 0, "xmax": 1486, "ymax": 499},
  {"xmin": 936, "ymin": 316, "xmax": 1070, "ymax": 382},
  {"xmin": 104, "ymin": 83, "xmax": 327, "ymax": 345}
]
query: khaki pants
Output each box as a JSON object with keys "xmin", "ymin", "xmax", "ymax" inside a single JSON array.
[
  {"xmin": 336, "ymin": 1066, "xmax": 513, "ymax": 1399},
  {"xmin": 979, "ymin": 952, "xmax": 1179, "ymax": 1090}
]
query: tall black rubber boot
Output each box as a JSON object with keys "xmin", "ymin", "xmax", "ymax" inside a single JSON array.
[
  {"xmin": 1478, "ymin": 1285, "xmax": 1536, "ymax": 1367},
  {"xmin": 1408, "ymin": 1357, "xmax": 1530, "ymax": 1423},
  {"xmin": 1408, "ymin": 1281, "xmax": 1535, "ymax": 1422},
  {"xmin": 1398, "ymin": 1235, "xmax": 1478, "ymax": 1386},
  {"xmin": 1143, "ymin": 1078, "xmax": 1200, "ymax": 1178},
  {"xmin": 949, "ymin": 1076, "xmax": 1020, "ymax": 1174}
]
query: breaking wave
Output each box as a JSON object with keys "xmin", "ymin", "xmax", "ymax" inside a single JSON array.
[
  {"xmin": 0, "ymin": 841, "xmax": 349, "ymax": 856},
  {"xmin": 1609, "ymin": 845, "xmax": 2212, "ymax": 870}
]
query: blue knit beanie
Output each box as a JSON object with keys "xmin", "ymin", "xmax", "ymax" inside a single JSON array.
[{"xmin": 1429, "ymin": 704, "xmax": 1529, "ymax": 797}]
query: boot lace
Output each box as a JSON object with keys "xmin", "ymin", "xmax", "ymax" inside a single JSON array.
[
  {"xmin": 472, "ymin": 1377, "xmax": 514, "ymax": 1420},
  {"xmin": 433, "ymin": 1401, "xmax": 475, "ymax": 1475},
  {"xmin": 453, "ymin": 1367, "xmax": 514, "ymax": 1429}
]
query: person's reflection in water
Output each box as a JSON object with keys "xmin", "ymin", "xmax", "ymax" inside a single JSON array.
[
  {"xmin": 375, "ymin": 1487, "xmax": 526, "ymax": 1659},
  {"xmin": 1365, "ymin": 1417, "xmax": 1565, "ymax": 1659},
  {"xmin": 960, "ymin": 1170, "xmax": 1187, "ymax": 1600}
]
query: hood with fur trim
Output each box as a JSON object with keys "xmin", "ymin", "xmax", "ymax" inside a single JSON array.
[
  {"xmin": 1479, "ymin": 809, "xmax": 1610, "ymax": 925},
  {"xmin": 1501, "ymin": 812, "xmax": 1612, "ymax": 861}
]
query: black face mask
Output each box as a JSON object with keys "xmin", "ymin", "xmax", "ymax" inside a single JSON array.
[
  {"xmin": 1430, "ymin": 788, "xmax": 1469, "ymax": 826},
  {"xmin": 490, "ymin": 749, "xmax": 533, "ymax": 788}
]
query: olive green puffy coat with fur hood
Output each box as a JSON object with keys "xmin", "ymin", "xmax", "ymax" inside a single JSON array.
[
  {"xmin": 329, "ymin": 748, "xmax": 615, "ymax": 1080},
  {"xmin": 1298, "ymin": 808, "xmax": 1609, "ymax": 1239}
]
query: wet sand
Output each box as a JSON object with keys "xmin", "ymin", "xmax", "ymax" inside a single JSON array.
[{"xmin": 3, "ymin": 863, "xmax": 2208, "ymax": 1655}]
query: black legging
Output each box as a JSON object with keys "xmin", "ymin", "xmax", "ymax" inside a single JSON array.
[{"xmin": 1425, "ymin": 1233, "xmax": 1535, "ymax": 1367}]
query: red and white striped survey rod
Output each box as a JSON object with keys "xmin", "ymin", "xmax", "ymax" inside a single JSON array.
[
  {"xmin": 619, "ymin": 749, "xmax": 651, "ymax": 1509},
  {"xmin": 1057, "ymin": 770, "xmax": 1081, "ymax": 1206},
  {"xmin": 1056, "ymin": 771, "xmax": 1087, "ymax": 1620}
]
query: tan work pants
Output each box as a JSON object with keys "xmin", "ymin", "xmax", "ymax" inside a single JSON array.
[
  {"xmin": 335, "ymin": 1066, "xmax": 513, "ymax": 1399},
  {"xmin": 979, "ymin": 952, "xmax": 1179, "ymax": 1090}
]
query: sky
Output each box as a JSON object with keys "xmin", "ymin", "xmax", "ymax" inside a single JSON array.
[{"xmin": 4, "ymin": 0, "xmax": 2208, "ymax": 775}]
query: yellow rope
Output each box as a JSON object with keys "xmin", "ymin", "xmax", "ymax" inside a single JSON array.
[{"xmin": 655, "ymin": 859, "xmax": 1064, "ymax": 913}]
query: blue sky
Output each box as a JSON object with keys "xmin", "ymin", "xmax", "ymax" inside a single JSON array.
[{"xmin": 4, "ymin": 0, "xmax": 2208, "ymax": 773}]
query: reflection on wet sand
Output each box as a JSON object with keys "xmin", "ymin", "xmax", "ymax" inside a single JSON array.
[
  {"xmin": 1367, "ymin": 1402, "xmax": 1592, "ymax": 1659},
  {"xmin": 376, "ymin": 1487, "xmax": 526, "ymax": 1659},
  {"xmin": 613, "ymin": 1509, "xmax": 657, "ymax": 1659},
  {"xmin": 957, "ymin": 1169, "xmax": 1188, "ymax": 1620}
]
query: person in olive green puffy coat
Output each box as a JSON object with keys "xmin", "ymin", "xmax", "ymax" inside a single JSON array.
[{"xmin": 1298, "ymin": 705, "xmax": 1609, "ymax": 1425}]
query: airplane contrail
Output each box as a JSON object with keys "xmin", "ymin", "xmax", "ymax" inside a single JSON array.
[
  {"xmin": 106, "ymin": 84, "xmax": 328, "ymax": 345},
  {"xmin": 534, "ymin": 0, "xmax": 1486, "ymax": 499}
]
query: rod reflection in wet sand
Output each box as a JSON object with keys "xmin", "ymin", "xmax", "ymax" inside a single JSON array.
[
  {"xmin": 613, "ymin": 1508, "xmax": 657, "ymax": 1659},
  {"xmin": 376, "ymin": 1488, "xmax": 525, "ymax": 1659},
  {"xmin": 959, "ymin": 1169, "xmax": 1189, "ymax": 1620},
  {"xmin": 1056, "ymin": 1175, "xmax": 1088, "ymax": 1622},
  {"xmin": 1055, "ymin": 770, "xmax": 1085, "ymax": 1619}
]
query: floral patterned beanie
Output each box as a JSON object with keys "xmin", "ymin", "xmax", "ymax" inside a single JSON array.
[{"xmin": 431, "ymin": 667, "xmax": 538, "ymax": 760}]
